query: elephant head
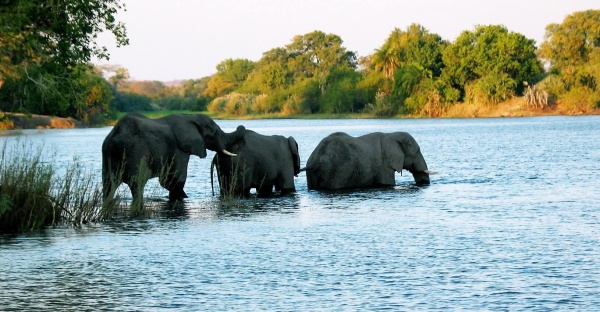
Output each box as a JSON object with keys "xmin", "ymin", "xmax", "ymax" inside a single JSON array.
[
  {"xmin": 165, "ymin": 114, "xmax": 242, "ymax": 158},
  {"xmin": 381, "ymin": 132, "xmax": 430, "ymax": 185}
]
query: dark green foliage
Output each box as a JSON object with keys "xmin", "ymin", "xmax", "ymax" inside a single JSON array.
[
  {"xmin": 111, "ymin": 92, "xmax": 153, "ymax": 112},
  {"xmin": 0, "ymin": 0, "xmax": 127, "ymax": 123},
  {"xmin": 0, "ymin": 64, "xmax": 114, "ymax": 124},
  {"xmin": 442, "ymin": 25, "xmax": 543, "ymax": 101},
  {"xmin": 538, "ymin": 9, "xmax": 600, "ymax": 111}
]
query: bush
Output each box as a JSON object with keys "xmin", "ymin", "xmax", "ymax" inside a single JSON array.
[
  {"xmin": 465, "ymin": 73, "xmax": 516, "ymax": 105},
  {"xmin": 207, "ymin": 93, "xmax": 255, "ymax": 115},
  {"xmin": 251, "ymin": 94, "xmax": 271, "ymax": 114},
  {"xmin": 281, "ymin": 94, "xmax": 308, "ymax": 115},
  {"xmin": 0, "ymin": 113, "xmax": 15, "ymax": 130},
  {"xmin": 558, "ymin": 86, "xmax": 600, "ymax": 114},
  {"xmin": 403, "ymin": 79, "xmax": 459, "ymax": 117},
  {"xmin": 366, "ymin": 90, "xmax": 397, "ymax": 117}
]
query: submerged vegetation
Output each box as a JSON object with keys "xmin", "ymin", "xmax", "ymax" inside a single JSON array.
[
  {"xmin": 0, "ymin": 140, "xmax": 181, "ymax": 233},
  {"xmin": 0, "ymin": 141, "xmax": 108, "ymax": 232}
]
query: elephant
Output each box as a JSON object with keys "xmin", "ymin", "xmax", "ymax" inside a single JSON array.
[
  {"xmin": 211, "ymin": 130, "xmax": 300, "ymax": 197},
  {"xmin": 304, "ymin": 131, "xmax": 431, "ymax": 190},
  {"xmin": 102, "ymin": 113, "xmax": 245, "ymax": 204}
]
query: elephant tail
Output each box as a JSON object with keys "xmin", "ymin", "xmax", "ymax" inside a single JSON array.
[
  {"xmin": 300, "ymin": 166, "xmax": 314, "ymax": 172},
  {"xmin": 210, "ymin": 157, "xmax": 216, "ymax": 196}
]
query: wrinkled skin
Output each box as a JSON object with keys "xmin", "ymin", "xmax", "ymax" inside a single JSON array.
[
  {"xmin": 212, "ymin": 130, "xmax": 300, "ymax": 197},
  {"xmin": 102, "ymin": 113, "xmax": 245, "ymax": 203},
  {"xmin": 305, "ymin": 131, "xmax": 430, "ymax": 190}
]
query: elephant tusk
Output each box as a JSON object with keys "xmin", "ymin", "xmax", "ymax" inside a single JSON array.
[
  {"xmin": 222, "ymin": 149, "xmax": 237, "ymax": 157},
  {"xmin": 424, "ymin": 170, "xmax": 437, "ymax": 175}
]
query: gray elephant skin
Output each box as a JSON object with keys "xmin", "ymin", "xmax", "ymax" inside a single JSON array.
[
  {"xmin": 211, "ymin": 130, "xmax": 300, "ymax": 197},
  {"xmin": 305, "ymin": 131, "xmax": 431, "ymax": 190},
  {"xmin": 102, "ymin": 113, "xmax": 245, "ymax": 203}
]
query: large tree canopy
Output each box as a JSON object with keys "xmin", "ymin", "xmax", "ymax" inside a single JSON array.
[
  {"xmin": 442, "ymin": 24, "xmax": 543, "ymax": 102},
  {"xmin": 0, "ymin": 0, "xmax": 127, "ymax": 122},
  {"xmin": 372, "ymin": 24, "xmax": 447, "ymax": 80},
  {"xmin": 0, "ymin": 0, "xmax": 128, "ymax": 82},
  {"xmin": 537, "ymin": 9, "xmax": 600, "ymax": 112},
  {"xmin": 538, "ymin": 10, "xmax": 600, "ymax": 72}
]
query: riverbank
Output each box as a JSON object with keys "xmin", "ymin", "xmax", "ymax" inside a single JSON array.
[
  {"xmin": 2, "ymin": 97, "xmax": 598, "ymax": 130},
  {"xmin": 0, "ymin": 113, "xmax": 84, "ymax": 130}
]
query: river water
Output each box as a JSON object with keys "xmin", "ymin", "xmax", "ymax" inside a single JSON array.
[{"xmin": 1, "ymin": 116, "xmax": 599, "ymax": 310}]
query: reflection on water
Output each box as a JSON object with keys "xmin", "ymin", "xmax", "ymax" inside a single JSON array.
[{"xmin": 1, "ymin": 116, "xmax": 600, "ymax": 310}]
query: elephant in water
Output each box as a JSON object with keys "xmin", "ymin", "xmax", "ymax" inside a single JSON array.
[
  {"xmin": 102, "ymin": 113, "xmax": 246, "ymax": 204},
  {"xmin": 304, "ymin": 131, "xmax": 431, "ymax": 190},
  {"xmin": 211, "ymin": 130, "xmax": 300, "ymax": 197}
]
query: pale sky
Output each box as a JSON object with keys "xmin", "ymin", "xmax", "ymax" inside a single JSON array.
[{"xmin": 95, "ymin": 0, "xmax": 599, "ymax": 81}]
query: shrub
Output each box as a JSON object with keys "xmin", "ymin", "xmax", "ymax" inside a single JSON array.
[
  {"xmin": 251, "ymin": 94, "xmax": 271, "ymax": 114},
  {"xmin": 224, "ymin": 93, "xmax": 254, "ymax": 115},
  {"xmin": 524, "ymin": 83, "xmax": 554, "ymax": 109},
  {"xmin": 0, "ymin": 112, "xmax": 15, "ymax": 130},
  {"xmin": 207, "ymin": 96, "xmax": 227, "ymax": 113},
  {"xmin": 558, "ymin": 86, "xmax": 600, "ymax": 114},
  {"xmin": 366, "ymin": 90, "xmax": 397, "ymax": 117},
  {"xmin": 403, "ymin": 79, "xmax": 459, "ymax": 117},
  {"xmin": 281, "ymin": 94, "xmax": 309, "ymax": 115},
  {"xmin": 465, "ymin": 73, "xmax": 516, "ymax": 105}
]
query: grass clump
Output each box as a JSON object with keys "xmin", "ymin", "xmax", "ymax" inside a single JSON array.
[
  {"xmin": 0, "ymin": 141, "xmax": 56, "ymax": 232},
  {"xmin": 0, "ymin": 140, "xmax": 120, "ymax": 233}
]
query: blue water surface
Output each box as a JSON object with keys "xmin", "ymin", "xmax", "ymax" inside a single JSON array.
[{"xmin": 1, "ymin": 116, "xmax": 599, "ymax": 310}]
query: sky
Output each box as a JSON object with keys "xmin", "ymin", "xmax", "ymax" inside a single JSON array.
[{"xmin": 94, "ymin": 0, "xmax": 599, "ymax": 82}]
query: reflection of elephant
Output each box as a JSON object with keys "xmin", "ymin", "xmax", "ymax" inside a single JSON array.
[
  {"xmin": 102, "ymin": 113, "xmax": 245, "ymax": 203},
  {"xmin": 211, "ymin": 130, "xmax": 300, "ymax": 197},
  {"xmin": 305, "ymin": 131, "xmax": 431, "ymax": 190}
]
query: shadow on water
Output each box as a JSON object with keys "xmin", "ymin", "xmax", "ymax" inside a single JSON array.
[
  {"xmin": 212, "ymin": 192, "xmax": 301, "ymax": 218},
  {"xmin": 302, "ymin": 182, "xmax": 429, "ymax": 210}
]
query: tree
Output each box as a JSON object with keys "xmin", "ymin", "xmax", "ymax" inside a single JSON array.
[
  {"xmin": 0, "ymin": 0, "xmax": 127, "ymax": 119},
  {"xmin": 442, "ymin": 25, "xmax": 543, "ymax": 101},
  {"xmin": 372, "ymin": 24, "xmax": 447, "ymax": 80},
  {"xmin": 75, "ymin": 66, "xmax": 114, "ymax": 124},
  {"xmin": 538, "ymin": 10, "xmax": 600, "ymax": 112},
  {"xmin": 205, "ymin": 59, "xmax": 256, "ymax": 98},
  {"xmin": 538, "ymin": 10, "xmax": 600, "ymax": 75},
  {"xmin": 97, "ymin": 64, "xmax": 130, "ymax": 89},
  {"xmin": 286, "ymin": 31, "xmax": 357, "ymax": 95},
  {"xmin": 370, "ymin": 24, "xmax": 450, "ymax": 115}
]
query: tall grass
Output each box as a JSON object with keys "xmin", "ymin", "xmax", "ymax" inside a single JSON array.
[{"xmin": 0, "ymin": 140, "xmax": 120, "ymax": 233}]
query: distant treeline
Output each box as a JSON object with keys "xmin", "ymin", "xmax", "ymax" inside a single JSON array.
[{"xmin": 1, "ymin": 3, "xmax": 598, "ymax": 124}]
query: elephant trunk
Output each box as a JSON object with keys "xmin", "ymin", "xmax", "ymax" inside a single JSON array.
[
  {"xmin": 409, "ymin": 150, "xmax": 430, "ymax": 185},
  {"xmin": 219, "ymin": 125, "xmax": 246, "ymax": 155},
  {"xmin": 411, "ymin": 171, "xmax": 430, "ymax": 186}
]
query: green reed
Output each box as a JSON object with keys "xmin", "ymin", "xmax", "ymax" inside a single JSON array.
[{"xmin": 0, "ymin": 140, "xmax": 121, "ymax": 233}]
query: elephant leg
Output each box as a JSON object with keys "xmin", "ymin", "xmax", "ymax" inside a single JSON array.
[
  {"xmin": 160, "ymin": 174, "xmax": 187, "ymax": 202},
  {"xmin": 278, "ymin": 172, "xmax": 296, "ymax": 194},
  {"xmin": 168, "ymin": 187, "xmax": 188, "ymax": 201},
  {"xmin": 127, "ymin": 180, "xmax": 145, "ymax": 211},
  {"xmin": 257, "ymin": 185, "xmax": 274, "ymax": 197},
  {"xmin": 159, "ymin": 156, "xmax": 188, "ymax": 202}
]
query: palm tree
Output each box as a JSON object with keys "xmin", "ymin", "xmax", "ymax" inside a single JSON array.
[{"xmin": 372, "ymin": 28, "xmax": 403, "ymax": 79}]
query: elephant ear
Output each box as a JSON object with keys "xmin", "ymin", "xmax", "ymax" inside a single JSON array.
[
  {"xmin": 170, "ymin": 117, "xmax": 207, "ymax": 158},
  {"xmin": 382, "ymin": 134, "xmax": 406, "ymax": 173},
  {"xmin": 288, "ymin": 137, "xmax": 301, "ymax": 176}
]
